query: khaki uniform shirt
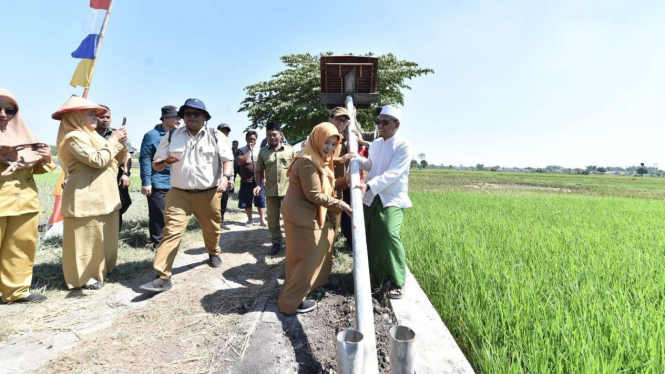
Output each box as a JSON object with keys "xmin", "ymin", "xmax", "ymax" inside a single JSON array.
[
  {"xmin": 0, "ymin": 161, "xmax": 56, "ymax": 217},
  {"xmin": 255, "ymin": 144, "xmax": 296, "ymax": 197},
  {"xmin": 154, "ymin": 126, "xmax": 233, "ymax": 190},
  {"xmin": 280, "ymin": 158, "xmax": 346, "ymax": 230},
  {"xmin": 61, "ymin": 136, "xmax": 127, "ymax": 218}
]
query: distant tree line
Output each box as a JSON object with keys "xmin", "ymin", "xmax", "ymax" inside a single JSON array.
[{"xmin": 409, "ymin": 158, "xmax": 664, "ymax": 177}]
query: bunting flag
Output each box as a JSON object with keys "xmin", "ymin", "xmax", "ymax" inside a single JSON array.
[
  {"xmin": 90, "ymin": 0, "xmax": 111, "ymax": 10},
  {"xmin": 70, "ymin": 59, "xmax": 95, "ymax": 89},
  {"xmin": 69, "ymin": 6, "xmax": 107, "ymax": 88}
]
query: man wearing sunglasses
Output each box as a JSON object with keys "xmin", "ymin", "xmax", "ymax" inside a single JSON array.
[
  {"xmin": 354, "ymin": 105, "xmax": 412, "ymax": 300},
  {"xmin": 140, "ymin": 98, "xmax": 234, "ymax": 293}
]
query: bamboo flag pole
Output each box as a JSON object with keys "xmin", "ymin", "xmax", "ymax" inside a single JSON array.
[{"xmin": 83, "ymin": 0, "xmax": 115, "ymax": 99}]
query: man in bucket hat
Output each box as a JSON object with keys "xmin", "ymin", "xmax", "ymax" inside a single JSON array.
[
  {"xmin": 140, "ymin": 98, "xmax": 234, "ymax": 292},
  {"xmin": 139, "ymin": 106, "xmax": 181, "ymax": 250}
]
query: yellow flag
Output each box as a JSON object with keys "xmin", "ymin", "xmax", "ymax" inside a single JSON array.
[{"xmin": 70, "ymin": 59, "xmax": 95, "ymax": 88}]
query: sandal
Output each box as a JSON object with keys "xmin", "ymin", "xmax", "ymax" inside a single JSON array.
[{"xmin": 387, "ymin": 286, "xmax": 404, "ymax": 300}]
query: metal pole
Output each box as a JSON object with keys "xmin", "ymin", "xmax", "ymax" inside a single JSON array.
[
  {"xmin": 337, "ymin": 328, "xmax": 364, "ymax": 374},
  {"xmin": 389, "ymin": 325, "xmax": 416, "ymax": 374},
  {"xmin": 346, "ymin": 95, "xmax": 379, "ymax": 374},
  {"xmin": 83, "ymin": 0, "xmax": 114, "ymax": 99}
]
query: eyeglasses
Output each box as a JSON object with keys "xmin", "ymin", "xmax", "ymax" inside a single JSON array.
[
  {"xmin": 331, "ymin": 116, "xmax": 350, "ymax": 126},
  {"xmin": 184, "ymin": 111, "xmax": 203, "ymax": 118},
  {"xmin": 375, "ymin": 119, "xmax": 396, "ymax": 126},
  {"xmin": 0, "ymin": 107, "xmax": 17, "ymax": 116}
]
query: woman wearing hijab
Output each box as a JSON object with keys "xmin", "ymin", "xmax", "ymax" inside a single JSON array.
[
  {"xmin": 278, "ymin": 123, "xmax": 352, "ymax": 314},
  {"xmin": 0, "ymin": 88, "xmax": 56, "ymax": 303},
  {"xmin": 53, "ymin": 96, "xmax": 128, "ymax": 290}
]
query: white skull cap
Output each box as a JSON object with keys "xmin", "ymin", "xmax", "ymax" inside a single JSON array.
[{"xmin": 379, "ymin": 105, "xmax": 402, "ymax": 122}]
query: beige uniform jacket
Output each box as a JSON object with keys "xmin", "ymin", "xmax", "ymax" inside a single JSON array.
[
  {"xmin": 281, "ymin": 158, "xmax": 346, "ymax": 230},
  {"xmin": 0, "ymin": 161, "xmax": 56, "ymax": 217},
  {"xmin": 61, "ymin": 136, "xmax": 126, "ymax": 218}
]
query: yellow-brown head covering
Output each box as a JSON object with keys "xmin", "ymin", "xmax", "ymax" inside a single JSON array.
[
  {"xmin": 0, "ymin": 87, "xmax": 44, "ymax": 174},
  {"xmin": 56, "ymin": 107, "xmax": 115, "ymax": 179},
  {"xmin": 288, "ymin": 122, "xmax": 341, "ymax": 226}
]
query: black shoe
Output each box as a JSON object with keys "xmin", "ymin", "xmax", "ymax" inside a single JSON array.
[
  {"xmin": 209, "ymin": 254, "xmax": 222, "ymax": 268},
  {"xmin": 82, "ymin": 281, "xmax": 104, "ymax": 290},
  {"xmin": 267, "ymin": 242, "xmax": 281, "ymax": 256},
  {"xmin": 139, "ymin": 276, "xmax": 172, "ymax": 293},
  {"xmin": 296, "ymin": 300, "xmax": 317, "ymax": 314},
  {"xmin": 14, "ymin": 293, "xmax": 47, "ymax": 303}
]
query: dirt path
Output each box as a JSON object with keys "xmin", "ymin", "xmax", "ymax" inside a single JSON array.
[
  {"xmin": 0, "ymin": 207, "xmax": 396, "ymax": 374},
  {"xmin": 0, "ymin": 207, "xmax": 284, "ymax": 373}
]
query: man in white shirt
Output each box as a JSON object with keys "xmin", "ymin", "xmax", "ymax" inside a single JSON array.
[
  {"xmin": 356, "ymin": 105, "xmax": 412, "ymax": 299},
  {"xmin": 140, "ymin": 98, "xmax": 234, "ymax": 293}
]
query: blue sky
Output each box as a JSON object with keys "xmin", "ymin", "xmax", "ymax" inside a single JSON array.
[{"xmin": 4, "ymin": 0, "xmax": 665, "ymax": 168}]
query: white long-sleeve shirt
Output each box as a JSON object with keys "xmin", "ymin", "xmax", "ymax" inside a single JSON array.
[{"xmin": 357, "ymin": 133, "xmax": 412, "ymax": 208}]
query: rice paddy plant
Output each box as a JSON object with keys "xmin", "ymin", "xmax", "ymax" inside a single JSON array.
[{"xmin": 403, "ymin": 186, "xmax": 665, "ymax": 373}]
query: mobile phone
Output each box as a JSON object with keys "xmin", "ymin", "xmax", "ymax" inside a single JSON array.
[
  {"xmin": 122, "ymin": 117, "xmax": 127, "ymax": 127},
  {"xmin": 155, "ymin": 157, "xmax": 179, "ymax": 166}
]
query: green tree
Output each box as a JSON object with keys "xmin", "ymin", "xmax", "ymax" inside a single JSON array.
[
  {"xmin": 637, "ymin": 163, "xmax": 648, "ymax": 177},
  {"xmin": 410, "ymin": 159, "xmax": 419, "ymax": 169},
  {"xmin": 50, "ymin": 145, "xmax": 57, "ymax": 156},
  {"xmin": 238, "ymin": 52, "xmax": 434, "ymax": 140},
  {"xmin": 476, "ymin": 164, "xmax": 484, "ymax": 171},
  {"xmin": 420, "ymin": 159, "xmax": 428, "ymax": 169}
]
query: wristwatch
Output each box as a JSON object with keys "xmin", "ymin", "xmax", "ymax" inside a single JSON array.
[
  {"xmin": 123, "ymin": 171, "xmax": 131, "ymax": 177},
  {"xmin": 223, "ymin": 174, "xmax": 233, "ymax": 181}
]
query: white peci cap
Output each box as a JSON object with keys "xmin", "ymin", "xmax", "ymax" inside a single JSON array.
[{"xmin": 379, "ymin": 105, "xmax": 402, "ymax": 122}]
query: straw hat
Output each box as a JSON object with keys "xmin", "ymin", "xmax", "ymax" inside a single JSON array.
[{"xmin": 52, "ymin": 95, "xmax": 108, "ymax": 120}]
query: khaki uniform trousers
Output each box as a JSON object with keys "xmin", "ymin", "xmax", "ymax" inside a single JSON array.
[
  {"xmin": 0, "ymin": 212, "xmax": 39, "ymax": 302},
  {"xmin": 266, "ymin": 196, "xmax": 284, "ymax": 244},
  {"xmin": 277, "ymin": 217, "xmax": 335, "ymax": 315},
  {"xmin": 63, "ymin": 210, "xmax": 119, "ymax": 289},
  {"xmin": 154, "ymin": 188, "xmax": 222, "ymax": 279}
]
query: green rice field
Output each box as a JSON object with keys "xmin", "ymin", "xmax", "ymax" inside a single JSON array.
[{"xmin": 403, "ymin": 170, "xmax": 665, "ymax": 373}]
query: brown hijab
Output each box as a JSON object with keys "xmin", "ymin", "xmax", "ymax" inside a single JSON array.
[
  {"xmin": 287, "ymin": 122, "xmax": 341, "ymax": 226},
  {"xmin": 0, "ymin": 87, "xmax": 44, "ymax": 175}
]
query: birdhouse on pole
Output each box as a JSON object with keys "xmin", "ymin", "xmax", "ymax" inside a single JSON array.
[{"xmin": 320, "ymin": 56, "xmax": 379, "ymax": 109}]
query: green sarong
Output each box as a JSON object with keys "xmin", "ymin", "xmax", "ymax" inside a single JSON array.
[{"xmin": 364, "ymin": 195, "xmax": 406, "ymax": 288}]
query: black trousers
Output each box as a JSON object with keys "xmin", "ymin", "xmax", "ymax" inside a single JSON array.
[
  {"xmin": 341, "ymin": 188, "xmax": 353, "ymax": 245},
  {"xmin": 147, "ymin": 188, "xmax": 169, "ymax": 246},
  {"xmin": 221, "ymin": 188, "xmax": 230, "ymax": 221}
]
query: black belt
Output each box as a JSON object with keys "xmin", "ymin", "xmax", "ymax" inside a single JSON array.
[{"xmin": 174, "ymin": 186, "xmax": 217, "ymax": 193}]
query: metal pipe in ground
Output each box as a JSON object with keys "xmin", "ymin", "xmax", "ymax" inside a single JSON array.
[
  {"xmin": 337, "ymin": 328, "xmax": 364, "ymax": 374},
  {"xmin": 345, "ymin": 95, "xmax": 379, "ymax": 374},
  {"xmin": 389, "ymin": 325, "xmax": 416, "ymax": 374}
]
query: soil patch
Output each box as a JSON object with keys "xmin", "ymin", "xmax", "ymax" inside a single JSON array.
[{"xmin": 295, "ymin": 270, "xmax": 396, "ymax": 373}]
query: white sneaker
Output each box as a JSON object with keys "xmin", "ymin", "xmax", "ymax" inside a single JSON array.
[{"xmin": 246, "ymin": 220, "xmax": 254, "ymax": 227}]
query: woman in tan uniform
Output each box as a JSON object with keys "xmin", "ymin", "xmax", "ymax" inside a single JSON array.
[
  {"xmin": 53, "ymin": 96, "xmax": 128, "ymax": 290},
  {"xmin": 278, "ymin": 123, "xmax": 352, "ymax": 314},
  {"xmin": 0, "ymin": 87, "xmax": 56, "ymax": 303}
]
